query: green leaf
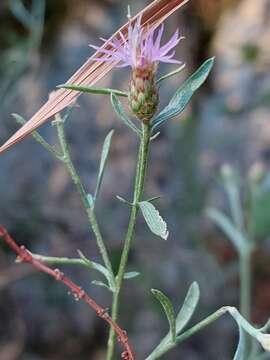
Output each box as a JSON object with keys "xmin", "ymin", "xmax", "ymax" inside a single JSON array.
[
  {"xmin": 175, "ymin": 282, "xmax": 200, "ymax": 335},
  {"xmin": 152, "ymin": 57, "xmax": 215, "ymax": 131},
  {"xmin": 157, "ymin": 64, "xmax": 186, "ymax": 84},
  {"xmin": 123, "ymin": 271, "xmax": 140, "ymax": 280},
  {"xmin": 206, "ymin": 207, "xmax": 247, "ymax": 253},
  {"xmin": 57, "ymin": 84, "xmax": 128, "ymax": 97},
  {"xmin": 91, "ymin": 280, "xmax": 112, "ymax": 291},
  {"xmin": 116, "ymin": 195, "xmax": 132, "ymax": 206},
  {"xmin": 94, "ymin": 130, "xmax": 114, "ymax": 201},
  {"xmin": 78, "ymin": 250, "xmax": 115, "ymax": 292},
  {"xmin": 146, "ymin": 196, "xmax": 162, "ymax": 203},
  {"xmin": 110, "ymin": 93, "xmax": 142, "ymax": 136},
  {"xmin": 139, "ymin": 201, "xmax": 169, "ymax": 240},
  {"xmin": 146, "ymin": 282, "xmax": 200, "ymax": 360},
  {"xmin": 152, "ymin": 289, "xmax": 176, "ymax": 343}
]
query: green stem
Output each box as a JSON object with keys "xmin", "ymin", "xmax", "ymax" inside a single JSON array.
[
  {"xmin": 106, "ymin": 122, "xmax": 151, "ymax": 360},
  {"xmin": 240, "ymin": 248, "xmax": 252, "ymax": 321},
  {"xmin": 55, "ymin": 116, "xmax": 114, "ymax": 279}
]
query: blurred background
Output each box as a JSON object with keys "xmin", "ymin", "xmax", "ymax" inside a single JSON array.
[{"xmin": 0, "ymin": 0, "xmax": 270, "ymax": 359}]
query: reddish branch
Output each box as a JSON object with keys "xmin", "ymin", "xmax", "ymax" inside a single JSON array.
[{"xmin": 0, "ymin": 225, "xmax": 134, "ymax": 360}]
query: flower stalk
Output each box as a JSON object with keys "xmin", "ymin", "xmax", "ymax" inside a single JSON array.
[{"xmin": 106, "ymin": 122, "xmax": 151, "ymax": 360}]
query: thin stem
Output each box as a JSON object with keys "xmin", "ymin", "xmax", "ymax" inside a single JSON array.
[
  {"xmin": 55, "ymin": 116, "xmax": 114, "ymax": 279},
  {"xmin": 106, "ymin": 122, "xmax": 151, "ymax": 360},
  {"xmin": 240, "ymin": 249, "xmax": 252, "ymax": 321}
]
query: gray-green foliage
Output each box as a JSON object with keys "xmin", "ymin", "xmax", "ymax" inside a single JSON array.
[
  {"xmin": 151, "ymin": 58, "xmax": 215, "ymax": 131},
  {"xmin": 139, "ymin": 201, "xmax": 169, "ymax": 240},
  {"xmin": 146, "ymin": 282, "xmax": 200, "ymax": 360}
]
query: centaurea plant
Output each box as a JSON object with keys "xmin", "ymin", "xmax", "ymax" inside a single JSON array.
[{"xmin": 1, "ymin": 6, "xmax": 270, "ymax": 360}]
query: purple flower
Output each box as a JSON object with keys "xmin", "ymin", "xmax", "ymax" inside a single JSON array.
[{"xmin": 90, "ymin": 15, "xmax": 184, "ymax": 70}]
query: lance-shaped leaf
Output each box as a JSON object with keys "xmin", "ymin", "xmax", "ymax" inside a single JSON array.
[
  {"xmin": 152, "ymin": 57, "xmax": 215, "ymax": 131},
  {"xmin": 123, "ymin": 271, "xmax": 140, "ymax": 280},
  {"xmin": 139, "ymin": 201, "xmax": 169, "ymax": 240},
  {"xmin": 78, "ymin": 250, "xmax": 115, "ymax": 292},
  {"xmin": 146, "ymin": 282, "xmax": 200, "ymax": 360},
  {"xmin": 152, "ymin": 289, "xmax": 176, "ymax": 343},
  {"xmin": 92, "ymin": 280, "xmax": 112, "ymax": 292},
  {"xmin": 157, "ymin": 64, "xmax": 186, "ymax": 84},
  {"xmin": 94, "ymin": 130, "xmax": 114, "ymax": 202},
  {"xmin": 58, "ymin": 84, "xmax": 128, "ymax": 97},
  {"xmin": 110, "ymin": 94, "xmax": 141, "ymax": 136},
  {"xmin": 0, "ymin": 0, "xmax": 190, "ymax": 155},
  {"xmin": 175, "ymin": 281, "xmax": 200, "ymax": 334}
]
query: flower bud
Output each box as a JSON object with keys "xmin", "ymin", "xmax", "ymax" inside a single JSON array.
[{"xmin": 129, "ymin": 66, "xmax": 159, "ymax": 122}]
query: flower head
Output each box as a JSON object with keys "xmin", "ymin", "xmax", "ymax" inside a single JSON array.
[
  {"xmin": 90, "ymin": 15, "xmax": 183, "ymax": 70},
  {"xmin": 91, "ymin": 16, "xmax": 184, "ymax": 122}
]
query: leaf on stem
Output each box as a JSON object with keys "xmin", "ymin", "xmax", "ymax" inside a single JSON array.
[
  {"xmin": 123, "ymin": 271, "xmax": 140, "ymax": 280},
  {"xmin": 110, "ymin": 93, "xmax": 142, "ymax": 136},
  {"xmin": 92, "ymin": 280, "xmax": 112, "ymax": 291},
  {"xmin": 57, "ymin": 84, "xmax": 128, "ymax": 97},
  {"xmin": 152, "ymin": 289, "xmax": 176, "ymax": 343},
  {"xmin": 146, "ymin": 282, "xmax": 200, "ymax": 359},
  {"xmin": 175, "ymin": 281, "xmax": 200, "ymax": 335},
  {"xmin": 94, "ymin": 130, "xmax": 114, "ymax": 202},
  {"xmin": 152, "ymin": 57, "xmax": 215, "ymax": 131},
  {"xmin": 139, "ymin": 201, "xmax": 169, "ymax": 240},
  {"xmin": 157, "ymin": 64, "xmax": 186, "ymax": 84},
  {"xmin": 78, "ymin": 250, "xmax": 115, "ymax": 292}
]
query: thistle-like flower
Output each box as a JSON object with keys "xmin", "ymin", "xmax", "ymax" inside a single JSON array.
[{"xmin": 90, "ymin": 16, "xmax": 183, "ymax": 122}]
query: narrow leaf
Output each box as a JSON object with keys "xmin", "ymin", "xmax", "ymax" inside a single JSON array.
[
  {"xmin": 92, "ymin": 280, "xmax": 112, "ymax": 291},
  {"xmin": 58, "ymin": 84, "xmax": 128, "ymax": 97},
  {"xmin": 139, "ymin": 201, "xmax": 169, "ymax": 240},
  {"xmin": 152, "ymin": 289, "xmax": 176, "ymax": 343},
  {"xmin": 110, "ymin": 93, "xmax": 142, "ymax": 136},
  {"xmin": 146, "ymin": 282, "xmax": 200, "ymax": 359},
  {"xmin": 78, "ymin": 250, "xmax": 115, "ymax": 291},
  {"xmin": 124, "ymin": 271, "xmax": 140, "ymax": 280},
  {"xmin": 175, "ymin": 282, "xmax": 200, "ymax": 334},
  {"xmin": 157, "ymin": 64, "xmax": 186, "ymax": 84},
  {"xmin": 206, "ymin": 207, "xmax": 246, "ymax": 253},
  {"xmin": 116, "ymin": 195, "xmax": 132, "ymax": 206},
  {"xmin": 94, "ymin": 130, "xmax": 114, "ymax": 201},
  {"xmin": 152, "ymin": 57, "xmax": 215, "ymax": 131}
]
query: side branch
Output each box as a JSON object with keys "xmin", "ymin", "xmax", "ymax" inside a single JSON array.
[{"xmin": 0, "ymin": 225, "xmax": 134, "ymax": 360}]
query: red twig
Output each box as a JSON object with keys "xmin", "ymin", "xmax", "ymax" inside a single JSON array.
[{"xmin": 0, "ymin": 225, "xmax": 134, "ymax": 360}]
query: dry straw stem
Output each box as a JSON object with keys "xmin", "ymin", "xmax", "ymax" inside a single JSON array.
[
  {"xmin": 0, "ymin": 0, "xmax": 190, "ymax": 155},
  {"xmin": 0, "ymin": 226, "xmax": 134, "ymax": 360}
]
